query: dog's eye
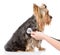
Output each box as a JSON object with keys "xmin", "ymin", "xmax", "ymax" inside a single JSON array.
[
  {"xmin": 46, "ymin": 11, "xmax": 49, "ymax": 14},
  {"xmin": 40, "ymin": 15, "xmax": 43, "ymax": 18}
]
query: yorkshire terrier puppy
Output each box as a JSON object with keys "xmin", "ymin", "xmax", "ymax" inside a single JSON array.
[{"xmin": 4, "ymin": 4, "xmax": 52, "ymax": 52}]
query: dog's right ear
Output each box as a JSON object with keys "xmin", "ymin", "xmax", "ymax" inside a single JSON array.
[
  {"xmin": 33, "ymin": 4, "xmax": 39, "ymax": 16},
  {"xmin": 33, "ymin": 4, "xmax": 38, "ymax": 9}
]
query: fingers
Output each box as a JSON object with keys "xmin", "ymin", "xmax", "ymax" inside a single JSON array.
[{"xmin": 31, "ymin": 31, "xmax": 36, "ymax": 38}]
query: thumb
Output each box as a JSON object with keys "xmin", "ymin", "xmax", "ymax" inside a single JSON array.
[
  {"xmin": 31, "ymin": 34, "xmax": 35, "ymax": 38},
  {"xmin": 31, "ymin": 31, "xmax": 36, "ymax": 35}
]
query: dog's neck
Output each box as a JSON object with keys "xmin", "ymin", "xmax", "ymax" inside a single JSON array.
[{"xmin": 33, "ymin": 15, "xmax": 44, "ymax": 32}]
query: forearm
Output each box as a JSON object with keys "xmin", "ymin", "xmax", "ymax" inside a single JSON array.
[{"xmin": 43, "ymin": 35, "xmax": 60, "ymax": 51}]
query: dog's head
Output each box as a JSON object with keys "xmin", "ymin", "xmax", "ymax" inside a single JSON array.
[{"xmin": 33, "ymin": 4, "xmax": 52, "ymax": 31}]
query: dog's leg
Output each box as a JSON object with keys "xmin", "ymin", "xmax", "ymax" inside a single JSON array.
[
  {"xmin": 37, "ymin": 40, "xmax": 45, "ymax": 51},
  {"xmin": 32, "ymin": 39, "xmax": 45, "ymax": 51},
  {"xmin": 26, "ymin": 38, "xmax": 34, "ymax": 52},
  {"xmin": 26, "ymin": 45, "xmax": 34, "ymax": 52}
]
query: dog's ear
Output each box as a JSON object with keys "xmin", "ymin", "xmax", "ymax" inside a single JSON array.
[
  {"xmin": 41, "ymin": 4, "xmax": 47, "ymax": 8},
  {"xmin": 43, "ymin": 4, "xmax": 47, "ymax": 8},
  {"xmin": 33, "ymin": 4, "xmax": 39, "ymax": 15},
  {"xmin": 33, "ymin": 4, "xmax": 38, "ymax": 9}
]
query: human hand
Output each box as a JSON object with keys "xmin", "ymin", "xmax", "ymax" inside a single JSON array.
[{"xmin": 31, "ymin": 31, "xmax": 45, "ymax": 40}]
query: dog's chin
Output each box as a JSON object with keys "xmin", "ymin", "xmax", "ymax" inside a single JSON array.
[{"xmin": 45, "ymin": 21, "xmax": 51, "ymax": 25}]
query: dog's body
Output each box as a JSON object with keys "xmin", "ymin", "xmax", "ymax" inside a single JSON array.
[
  {"xmin": 4, "ymin": 4, "xmax": 52, "ymax": 52},
  {"xmin": 4, "ymin": 15, "xmax": 39, "ymax": 51}
]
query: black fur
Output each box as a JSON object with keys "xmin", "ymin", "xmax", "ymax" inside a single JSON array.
[{"xmin": 4, "ymin": 15, "xmax": 38, "ymax": 51}]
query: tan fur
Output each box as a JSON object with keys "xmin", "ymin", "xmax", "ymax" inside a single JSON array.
[{"xmin": 33, "ymin": 4, "xmax": 52, "ymax": 31}]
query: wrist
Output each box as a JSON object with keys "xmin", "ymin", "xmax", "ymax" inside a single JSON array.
[
  {"xmin": 42, "ymin": 33, "xmax": 48, "ymax": 40},
  {"xmin": 43, "ymin": 34, "xmax": 50, "ymax": 41}
]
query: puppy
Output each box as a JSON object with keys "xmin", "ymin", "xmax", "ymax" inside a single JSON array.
[{"xmin": 4, "ymin": 4, "xmax": 52, "ymax": 52}]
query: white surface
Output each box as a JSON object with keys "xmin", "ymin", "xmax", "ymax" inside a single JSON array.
[
  {"xmin": 1, "ymin": 40, "xmax": 60, "ymax": 55},
  {"xmin": 0, "ymin": 0, "xmax": 60, "ymax": 55}
]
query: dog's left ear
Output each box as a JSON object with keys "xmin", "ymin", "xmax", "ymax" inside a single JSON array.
[
  {"xmin": 41, "ymin": 4, "xmax": 47, "ymax": 8},
  {"xmin": 43, "ymin": 4, "xmax": 47, "ymax": 8}
]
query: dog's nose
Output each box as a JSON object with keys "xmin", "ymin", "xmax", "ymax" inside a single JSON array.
[{"xmin": 50, "ymin": 16, "xmax": 52, "ymax": 19}]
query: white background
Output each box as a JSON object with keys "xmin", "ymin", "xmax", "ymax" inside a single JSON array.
[{"xmin": 0, "ymin": 0, "xmax": 60, "ymax": 55}]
